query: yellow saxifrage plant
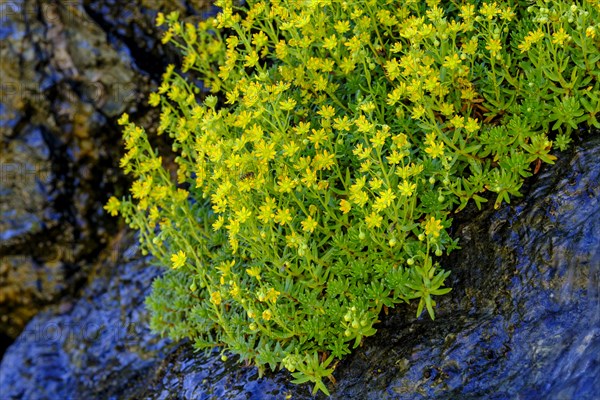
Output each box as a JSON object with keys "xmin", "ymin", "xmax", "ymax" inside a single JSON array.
[{"xmin": 106, "ymin": 0, "xmax": 599, "ymax": 395}]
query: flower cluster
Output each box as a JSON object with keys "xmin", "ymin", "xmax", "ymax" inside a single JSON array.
[{"xmin": 107, "ymin": 0, "xmax": 599, "ymax": 395}]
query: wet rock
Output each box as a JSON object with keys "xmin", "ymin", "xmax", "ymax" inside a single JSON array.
[
  {"xmin": 2, "ymin": 135, "xmax": 598, "ymax": 399},
  {"xmin": 0, "ymin": 233, "xmax": 172, "ymax": 399},
  {"xmin": 0, "ymin": 0, "xmax": 157, "ymax": 347}
]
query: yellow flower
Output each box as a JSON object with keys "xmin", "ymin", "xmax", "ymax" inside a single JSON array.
[
  {"xmin": 424, "ymin": 216, "xmax": 443, "ymax": 238},
  {"xmin": 442, "ymin": 53, "xmax": 461, "ymax": 70},
  {"xmin": 131, "ymin": 179, "xmax": 152, "ymax": 199},
  {"xmin": 333, "ymin": 115, "xmax": 352, "ymax": 131},
  {"xmin": 210, "ymin": 291, "xmax": 222, "ymax": 306},
  {"xmin": 350, "ymin": 190, "xmax": 369, "ymax": 207},
  {"xmin": 387, "ymin": 87, "xmax": 403, "ymax": 106},
  {"xmin": 266, "ymin": 287, "xmax": 280, "ymax": 304},
  {"xmin": 385, "ymin": 58, "xmax": 401, "ymax": 81},
  {"xmin": 387, "ymin": 150, "xmax": 404, "ymax": 165},
  {"xmin": 229, "ymin": 283, "xmax": 240, "ymax": 299},
  {"xmin": 354, "ymin": 114, "xmax": 374, "ymax": 133},
  {"xmin": 301, "ymin": 168, "xmax": 317, "ymax": 187},
  {"xmin": 282, "ymin": 141, "xmax": 300, "ymax": 158},
  {"xmin": 171, "ymin": 250, "xmax": 187, "ymax": 269},
  {"xmin": 450, "ymin": 115, "xmax": 465, "ymax": 128},
  {"xmin": 479, "ymin": 2, "xmax": 499, "ymax": 20},
  {"xmin": 373, "ymin": 189, "xmax": 396, "ymax": 212},
  {"xmin": 117, "ymin": 113, "xmax": 129, "ymax": 126},
  {"xmin": 262, "ymin": 309, "xmax": 272, "ymax": 321},
  {"xmin": 244, "ymin": 50, "xmax": 259, "ymax": 67},
  {"xmin": 370, "ymin": 127, "xmax": 391, "ymax": 148},
  {"xmin": 252, "ymin": 31, "xmax": 269, "ymax": 49},
  {"xmin": 254, "ymin": 141, "xmax": 277, "ymax": 162},
  {"xmin": 301, "ymin": 216, "xmax": 318, "ymax": 233},
  {"xmin": 398, "ymin": 180, "xmax": 417, "ymax": 197},
  {"xmin": 500, "ymin": 7, "xmax": 516, "ymax": 21},
  {"xmin": 369, "ymin": 178, "xmax": 384, "ymax": 190},
  {"xmin": 277, "ymin": 175, "xmax": 297, "ymax": 193},
  {"xmin": 235, "ymin": 207, "xmax": 252, "ymax": 223},
  {"xmin": 411, "ymin": 105, "xmax": 426, "ymax": 120},
  {"xmin": 148, "ymin": 206, "xmax": 160, "ymax": 225},
  {"xmin": 148, "ymin": 92, "xmax": 161, "ymax": 107},
  {"xmin": 275, "ymin": 40, "xmax": 288, "ymax": 59},
  {"xmin": 317, "ymin": 180, "xmax": 329, "ymax": 191},
  {"xmin": 155, "ymin": 12, "xmax": 165, "ymax": 26},
  {"xmin": 390, "ymin": 42, "xmax": 403, "ymax": 53},
  {"xmin": 334, "ymin": 20, "xmax": 350, "ymax": 34},
  {"xmin": 309, "ymin": 128, "xmax": 328, "ymax": 149},
  {"xmin": 322, "ymin": 34, "xmax": 338, "ymax": 50},
  {"xmin": 551, "ymin": 28, "xmax": 570, "ymax": 46},
  {"xmin": 485, "ymin": 38, "xmax": 502, "ymax": 57},
  {"xmin": 379, "ymin": 188, "xmax": 396, "ymax": 207},
  {"xmin": 464, "ymin": 117, "xmax": 480, "ymax": 134},
  {"xmin": 312, "ymin": 150, "xmax": 336, "ymax": 171},
  {"xmin": 519, "ymin": 29, "xmax": 545, "ymax": 53},
  {"xmin": 439, "ymin": 102, "xmax": 455, "ymax": 117},
  {"xmin": 462, "ymin": 37, "xmax": 478, "ymax": 56},
  {"xmin": 317, "ymin": 105, "xmax": 336, "ymax": 119},
  {"xmin": 459, "ymin": 4, "xmax": 476, "ymax": 21},
  {"xmin": 104, "ymin": 196, "xmax": 120, "ymax": 217},
  {"xmin": 353, "ymin": 143, "xmax": 371, "ymax": 160},
  {"xmin": 212, "ymin": 215, "xmax": 225, "ymax": 231},
  {"xmin": 339, "ymin": 199, "xmax": 352, "ymax": 214},
  {"xmin": 274, "ymin": 208, "xmax": 293, "ymax": 225},
  {"xmin": 425, "ymin": 141, "xmax": 445, "ymax": 159},
  {"xmin": 279, "ymin": 98, "xmax": 297, "ymax": 111},
  {"xmin": 517, "ymin": 40, "xmax": 532, "ymax": 53},
  {"xmin": 246, "ymin": 266, "xmax": 261, "ymax": 281},
  {"xmin": 226, "ymin": 219, "xmax": 240, "ymax": 236},
  {"xmin": 365, "ymin": 212, "xmax": 383, "ymax": 229},
  {"xmin": 528, "ymin": 29, "xmax": 545, "ymax": 43},
  {"xmin": 161, "ymin": 28, "xmax": 173, "ymax": 44}
]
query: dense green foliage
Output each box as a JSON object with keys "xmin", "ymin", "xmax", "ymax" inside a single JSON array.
[{"xmin": 107, "ymin": 0, "xmax": 600, "ymax": 394}]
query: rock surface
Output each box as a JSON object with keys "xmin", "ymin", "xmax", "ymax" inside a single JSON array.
[{"xmin": 0, "ymin": 0, "xmax": 149, "ymax": 347}]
